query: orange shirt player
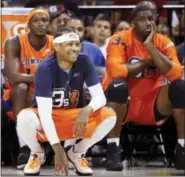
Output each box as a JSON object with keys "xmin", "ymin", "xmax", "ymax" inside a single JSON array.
[
  {"xmin": 103, "ymin": 1, "xmax": 185, "ymax": 170},
  {"xmin": 3, "ymin": 8, "xmax": 53, "ymax": 119},
  {"xmin": 3, "ymin": 8, "xmax": 54, "ymax": 169}
]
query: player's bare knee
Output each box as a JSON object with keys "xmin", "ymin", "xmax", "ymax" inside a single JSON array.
[
  {"xmin": 106, "ymin": 79, "xmax": 128, "ymax": 104},
  {"xmin": 169, "ymin": 79, "xmax": 185, "ymax": 108}
]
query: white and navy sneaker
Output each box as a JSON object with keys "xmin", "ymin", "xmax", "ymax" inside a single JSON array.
[{"xmin": 67, "ymin": 146, "xmax": 93, "ymax": 176}]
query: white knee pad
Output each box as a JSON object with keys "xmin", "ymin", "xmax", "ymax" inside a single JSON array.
[{"xmin": 17, "ymin": 110, "xmax": 42, "ymax": 133}]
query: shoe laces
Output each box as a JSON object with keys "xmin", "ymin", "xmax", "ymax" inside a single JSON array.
[
  {"xmin": 28, "ymin": 154, "xmax": 40, "ymax": 169},
  {"xmin": 80, "ymin": 154, "xmax": 88, "ymax": 168}
]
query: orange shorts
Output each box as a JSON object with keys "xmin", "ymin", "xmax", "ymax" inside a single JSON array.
[
  {"xmin": 26, "ymin": 107, "xmax": 116, "ymax": 142},
  {"xmin": 125, "ymin": 88, "xmax": 166, "ymax": 126}
]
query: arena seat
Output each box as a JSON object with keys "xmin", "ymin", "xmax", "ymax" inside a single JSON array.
[{"xmin": 120, "ymin": 116, "xmax": 177, "ymax": 167}]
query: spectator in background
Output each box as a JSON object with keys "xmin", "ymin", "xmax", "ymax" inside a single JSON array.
[
  {"xmin": 157, "ymin": 24, "xmax": 170, "ymax": 37},
  {"xmin": 48, "ymin": 10, "xmax": 72, "ymax": 36},
  {"xmin": 92, "ymin": 13, "xmax": 111, "ymax": 59},
  {"xmin": 83, "ymin": 16, "xmax": 94, "ymax": 42},
  {"xmin": 115, "ymin": 21, "xmax": 131, "ymax": 32},
  {"xmin": 171, "ymin": 9, "xmax": 185, "ymax": 44}
]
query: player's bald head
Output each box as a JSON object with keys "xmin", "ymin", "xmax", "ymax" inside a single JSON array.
[{"xmin": 132, "ymin": 1, "xmax": 157, "ymax": 20}]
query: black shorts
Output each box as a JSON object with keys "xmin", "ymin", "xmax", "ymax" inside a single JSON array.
[{"xmin": 105, "ymin": 79, "xmax": 128, "ymax": 104}]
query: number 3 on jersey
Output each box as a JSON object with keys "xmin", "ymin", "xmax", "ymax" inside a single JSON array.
[
  {"xmin": 52, "ymin": 88, "xmax": 79, "ymax": 108},
  {"xmin": 52, "ymin": 89, "xmax": 69, "ymax": 107}
]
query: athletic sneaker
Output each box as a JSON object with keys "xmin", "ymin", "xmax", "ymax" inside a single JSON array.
[
  {"xmin": 174, "ymin": 143, "xmax": 185, "ymax": 170},
  {"xmin": 67, "ymin": 146, "xmax": 93, "ymax": 176},
  {"xmin": 17, "ymin": 146, "xmax": 30, "ymax": 170},
  {"xmin": 106, "ymin": 142, "xmax": 123, "ymax": 171},
  {"xmin": 24, "ymin": 152, "xmax": 45, "ymax": 176}
]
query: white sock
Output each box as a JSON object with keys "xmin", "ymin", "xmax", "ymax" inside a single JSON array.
[
  {"xmin": 178, "ymin": 139, "xmax": 185, "ymax": 147},
  {"xmin": 17, "ymin": 110, "xmax": 43, "ymax": 153},
  {"xmin": 64, "ymin": 139, "xmax": 76, "ymax": 148},
  {"xmin": 74, "ymin": 116, "xmax": 116, "ymax": 153},
  {"xmin": 107, "ymin": 138, "xmax": 120, "ymax": 146}
]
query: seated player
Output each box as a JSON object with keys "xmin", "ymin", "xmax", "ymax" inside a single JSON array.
[
  {"xmin": 2, "ymin": 8, "xmax": 54, "ymax": 169},
  {"xmin": 102, "ymin": 1, "xmax": 185, "ymax": 170},
  {"xmin": 17, "ymin": 28, "xmax": 116, "ymax": 176}
]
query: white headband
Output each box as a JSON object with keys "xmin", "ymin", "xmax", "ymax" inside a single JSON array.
[{"xmin": 53, "ymin": 32, "xmax": 80, "ymax": 44}]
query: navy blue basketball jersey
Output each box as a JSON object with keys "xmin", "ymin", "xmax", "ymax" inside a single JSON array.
[{"xmin": 32, "ymin": 53, "xmax": 99, "ymax": 108}]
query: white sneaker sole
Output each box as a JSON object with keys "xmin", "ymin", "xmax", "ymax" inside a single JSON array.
[{"xmin": 24, "ymin": 171, "xmax": 40, "ymax": 176}]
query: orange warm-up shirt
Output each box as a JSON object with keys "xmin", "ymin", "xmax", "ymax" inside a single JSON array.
[
  {"xmin": 2, "ymin": 33, "xmax": 54, "ymax": 119},
  {"xmin": 18, "ymin": 33, "xmax": 54, "ymax": 74},
  {"xmin": 3, "ymin": 33, "xmax": 54, "ymax": 96},
  {"xmin": 102, "ymin": 28, "xmax": 183, "ymax": 100}
]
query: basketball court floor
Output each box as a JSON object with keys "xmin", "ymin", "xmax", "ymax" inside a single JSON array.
[
  {"xmin": 2, "ymin": 166, "xmax": 185, "ymax": 176},
  {"xmin": 2, "ymin": 162, "xmax": 185, "ymax": 176}
]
